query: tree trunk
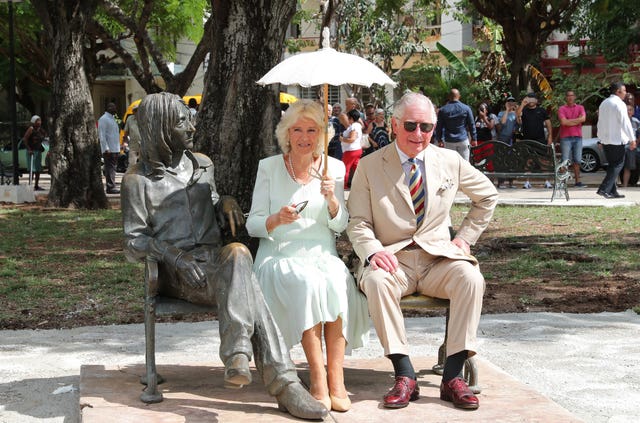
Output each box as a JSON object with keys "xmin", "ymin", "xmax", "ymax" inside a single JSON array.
[
  {"xmin": 194, "ymin": 0, "xmax": 297, "ymax": 212},
  {"xmin": 32, "ymin": 0, "xmax": 108, "ymax": 209}
]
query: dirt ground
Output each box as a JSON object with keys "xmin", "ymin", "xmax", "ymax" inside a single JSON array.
[
  {"xmin": 336, "ymin": 237, "xmax": 640, "ymax": 318},
  {"xmin": 2, "ymin": 199, "xmax": 639, "ymax": 330}
]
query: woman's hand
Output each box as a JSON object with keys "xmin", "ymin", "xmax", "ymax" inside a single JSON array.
[
  {"xmin": 321, "ymin": 174, "xmax": 340, "ymax": 218},
  {"xmin": 266, "ymin": 204, "xmax": 300, "ymax": 232},
  {"xmin": 320, "ymin": 174, "xmax": 336, "ymax": 200}
]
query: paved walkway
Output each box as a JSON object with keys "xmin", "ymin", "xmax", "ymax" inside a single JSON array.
[
  {"xmin": 2, "ymin": 312, "xmax": 639, "ymax": 423},
  {"xmin": 11, "ymin": 170, "xmax": 639, "ymax": 207}
]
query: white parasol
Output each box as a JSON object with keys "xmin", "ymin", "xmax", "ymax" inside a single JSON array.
[{"xmin": 257, "ymin": 27, "xmax": 397, "ymax": 174}]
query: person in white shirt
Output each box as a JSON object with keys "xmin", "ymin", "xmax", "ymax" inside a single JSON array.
[
  {"xmin": 596, "ymin": 82, "xmax": 637, "ymax": 199},
  {"xmin": 98, "ymin": 102, "xmax": 121, "ymax": 194}
]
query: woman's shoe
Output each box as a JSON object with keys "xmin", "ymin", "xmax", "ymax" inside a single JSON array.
[
  {"xmin": 316, "ymin": 395, "xmax": 331, "ymax": 410},
  {"xmin": 330, "ymin": 393, "xmax": 351, "ymax": 412}
]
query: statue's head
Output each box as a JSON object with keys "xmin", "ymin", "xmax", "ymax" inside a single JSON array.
[{"xmin": 137, "ymin": 92, "xmax": 194, "ymax": 179}]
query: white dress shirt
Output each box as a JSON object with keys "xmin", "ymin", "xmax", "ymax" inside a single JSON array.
[
  {"xmin": 98, "ymin": 112, "xmax": 121, "ymax": 154},
  {"xmin": 597, "ymin": 94, "xmax": 635, "ymax": 146}
]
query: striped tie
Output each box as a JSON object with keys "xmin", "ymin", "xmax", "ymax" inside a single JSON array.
[{"xmin": 408, "ymin": 158, "xmax": 425, "ymax": 225}]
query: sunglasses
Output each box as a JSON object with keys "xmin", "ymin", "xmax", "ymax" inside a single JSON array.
[{"xmin": 403, "ymin": 121, "xmax": 434, "ymax": 133}]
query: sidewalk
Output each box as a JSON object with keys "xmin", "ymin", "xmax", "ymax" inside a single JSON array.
[
  {"xmin": 8, "ymin": 169, "xmax": 640, "ymax": 207},
  {"xmin": 454, "ymin": 172, "xmax": 640, "ymax": 207},
  {"xmin": 1, "ymin": 312, "xmax": 639, "ymax": 422}
]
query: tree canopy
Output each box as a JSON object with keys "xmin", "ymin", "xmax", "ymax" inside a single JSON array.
[
  {"xmin": 466, "ymin": 0, "xmax": 582, "ymax": 95},
  {"xmin": 568, "ymin": 0, "xmax": 640, "ymax": 63}
]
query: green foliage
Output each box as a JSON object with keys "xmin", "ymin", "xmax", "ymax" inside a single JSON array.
[
  {"xmin": 569, "ymin": 0, "xmax": 640, "ymax": 63},
  {"xmin": 0, "ymin": 1, "xmax": 52, "ymax": 114},
  {"xmin": 96, "ymin": 0, "xmax": 208, "ymax": 62},
  {"xmin": 436, "ymin": 42, "xmax": 474, "ymax": 78},
  {"xmin": 543, "ymin": 64, "xmax": 640, "ymax": 126}
]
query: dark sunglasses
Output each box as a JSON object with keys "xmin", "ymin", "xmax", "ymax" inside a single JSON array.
[{"xmin": 403, "ymin": 121, "xmax": 434, "ymax": 132}]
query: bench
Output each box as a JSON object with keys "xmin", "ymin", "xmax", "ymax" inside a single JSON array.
[
  {"xmin": 342, "ymin": 237, "xmax": 481, "ymax": 394},
  {"xmin": 140, "ymin": 256, "xmax": 217, "ymax": 403},
  {"xmin": 471, "ymin": 139, "xmax": 571, "ymax": 201},
  {"xmin": 141, "ymin": 235, "xmax": 482, "ymax": 404},
  {"xmin": 0, "ymin": 162, "xmax": 14, "ymax": 185}
]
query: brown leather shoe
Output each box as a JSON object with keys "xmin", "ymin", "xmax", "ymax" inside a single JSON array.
[
  {"xmin": 440, "ymin": 377, "xmax": 479, "ymax": 409},
  {"xmin": 383, "ymin": 376, "xmax": 420, "ymax": 408}
]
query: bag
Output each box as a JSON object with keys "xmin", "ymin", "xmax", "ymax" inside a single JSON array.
[{"xmin": 360, "ymin": 134, "xmax": 371, "ymax": 149}]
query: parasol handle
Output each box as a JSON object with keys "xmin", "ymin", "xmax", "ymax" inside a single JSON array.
[{"xmin": 323, "ymin": 83, "xmax": 329, "ymax": 177}]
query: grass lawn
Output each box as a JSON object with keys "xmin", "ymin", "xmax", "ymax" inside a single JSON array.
[{"xmin": 1, "ymin": 204, "xmax": 639, "ymax": 330}]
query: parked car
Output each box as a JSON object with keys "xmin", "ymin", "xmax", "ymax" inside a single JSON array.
[
  {"xmin": 0, "ymin": 138, "xmax": 49, "ymax": 172},
  {"xmin": 580, "ymin": 137, "xmax": 607, "ymax": 173}
]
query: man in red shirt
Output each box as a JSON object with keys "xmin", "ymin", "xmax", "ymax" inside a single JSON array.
[{"xmin": 558, "ymin": 90, "xmax": 586, "ymax": 187}]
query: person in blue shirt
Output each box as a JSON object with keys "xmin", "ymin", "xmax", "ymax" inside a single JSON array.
[{"xmin": 435, "ymin": 89, "xmax": 477, "ymax": 161}]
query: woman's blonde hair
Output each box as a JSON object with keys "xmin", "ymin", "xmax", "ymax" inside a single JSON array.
[{"xmin": 276, "ymin": 99, "xmax": 333, "ymax": 156}]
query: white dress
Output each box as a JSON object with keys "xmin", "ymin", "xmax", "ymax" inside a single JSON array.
[{"xmin": 246, "ymin": 155, "xmax": 370, "ymax": 351}]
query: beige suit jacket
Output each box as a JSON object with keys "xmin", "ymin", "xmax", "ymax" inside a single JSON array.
[{"xmin": 347, "ymin": 144, "xmax": 498, "ymax": 273}]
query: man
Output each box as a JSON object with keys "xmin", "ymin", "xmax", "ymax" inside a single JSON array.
[
  {"xmin": 434, "ymin": 88, "xmax": 477, "ymax": 161},
  {"xmin": 123, "ymin": 104, "xmax": 141, "ymax": 166},
  {"xmin": 517, "ymin": 92, "xmax": 552, "ymax": 145},
  {"xmin": 517, "ymin": 92, "xmax": 553, "ymax": 189},
  {"xmin": 558, "ymin": 90, "xmax": 587, "ymax": 187},
  {"xmin": 121, "ymin": 93, "xmax": 327, "ymax": 421},
  {"xmin": 496, "ymin": 96, "xmax": 518, "ymax": 144},
  {"xmin": 495, "ymin": 96, "xmax": 519, "ymax": 188},
  {"xmin": 347, "ymin": 92, "xmax": 498, "ymax": 410},
  {"xmin": 338, "ymin": 97, "xmax": 364, "ymax": 128},
  {"xmin": 98, "ymin": 102, "xmax": 121, "ymax": 194},
  {"xmin": 597, "ymin": 82, "xmax": 636, "ymax": 198},
  {"xmin": 328, "ymin": 103, "xmax": 344, "ymax": 160},
  {"xmin": 364, "ymin": 103, "xmax": 376, "ymax": 130}
]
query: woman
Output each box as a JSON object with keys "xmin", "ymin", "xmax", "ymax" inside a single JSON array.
[
  {"xmin": 474, "ymin": 103, "xmax": 497, "ymax": 142},
  {"xmin": 247, "ymin": 100, "xmax": 369, "ymax": 412},
  {"xmin": 367, "ymin": 108, "xmax": 390, "ymax": 153},
  {"xmin": 339, "ymin": 109, "xmax": 363, "ymax": 188},
  {"xmin": 23, "ymin": 115, "xmax": 47, "ymax": 191}
]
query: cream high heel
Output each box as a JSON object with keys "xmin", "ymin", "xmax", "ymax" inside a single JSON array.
[
  {"xmin": 316, "ymin": 395, "xmax": 331, "ymax": 410},
  {"xmin": 330, "ymin": 393, "xmax": 351, "ymax": 412}
]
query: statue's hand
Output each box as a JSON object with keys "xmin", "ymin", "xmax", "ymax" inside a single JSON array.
[
  {"xmin": 175, "ymin": 252, "xmax": 207, "ymax": 288},
  {"xmin": 219, "ymin": 195, "xmax": 245, "ymax": 238}
]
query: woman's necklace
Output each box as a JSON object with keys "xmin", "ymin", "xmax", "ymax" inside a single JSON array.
[{"xmin": 287, "ymin": 154, "xmax": 313, "ymax": 184}]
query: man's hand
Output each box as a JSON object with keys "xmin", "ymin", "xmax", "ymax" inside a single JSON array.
[
  {"xmin": 220, "ymin": 195, "xmax": 245, "ymax": 237},
  {"xmin": 175, "ymin": 252, "xmax": 206, "ymax": 288},
  {"xmin": 369, "ymin": 250, "xmax": 399, "ymax": 273},
  {"xmin": 452, "ymin": 237, "xmax": 471, "ymax": 255}
]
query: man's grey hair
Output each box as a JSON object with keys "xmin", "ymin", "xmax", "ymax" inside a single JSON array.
[{"xmin": 392, "ymin": 92, "xmax": 437, "ymax": 123}]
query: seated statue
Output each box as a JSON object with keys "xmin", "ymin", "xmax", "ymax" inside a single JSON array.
[{"xmin": 121, "ymin": 92, "xmax": 327, "ymax": 420}]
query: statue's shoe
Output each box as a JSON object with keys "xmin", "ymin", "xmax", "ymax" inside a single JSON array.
[
  {"xmin": 277, "ymin": 382, "xmax": 329, "ymax": 420},
  {"xmin": 224, "ymin": 353, "xmax": 252, "ymax": 389}
]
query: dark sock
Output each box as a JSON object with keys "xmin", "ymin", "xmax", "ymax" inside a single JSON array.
[
  {"xmin": 388, "ymin": 354, "xmax": 416, "ymax": 379},
  {"xmin": 442, "ymin": 350, "xmax": 468, "ymax": 382}
]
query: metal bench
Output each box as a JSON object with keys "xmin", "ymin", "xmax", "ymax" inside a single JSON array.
[
  {"xmin": 140, "ymin": 257, "xmax": 217, "ymax": 404},
  {"xmin": 471, "ymin": 139, "xmax": 571, "ymax": 201}
]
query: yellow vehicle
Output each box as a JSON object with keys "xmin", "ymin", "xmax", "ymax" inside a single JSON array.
[
  {"xmin": 120, "ymin": 95, "xmax": 202, "ymax": 148},
  {"xmin": 120, "ymin": 92, "xmax": 296, "ymax": 150}
]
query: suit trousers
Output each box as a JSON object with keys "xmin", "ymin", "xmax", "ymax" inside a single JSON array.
[
  {"xmin": 598, "ymin": 144, "xmax": 626, "ymax": 195},
  {"xmin": 359, "ymin": 248, "xmax": 484, "ymax": 358},
  {"xmin": 103, "ymin": 152, "xmax": 118, "ymax": 191},
  {"xmin": 158, "ymin": 243, "xmax": 299, "ymax": 396}
]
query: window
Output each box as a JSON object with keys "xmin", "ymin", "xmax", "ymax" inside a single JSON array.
[{"xmin": 299, "ymin": 85, "xmax": 340, "ymax": 105}]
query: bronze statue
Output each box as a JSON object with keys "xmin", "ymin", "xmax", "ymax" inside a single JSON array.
[{"xmin": 121, "ymin": 92, "xmax": 327, "ymax": 420}]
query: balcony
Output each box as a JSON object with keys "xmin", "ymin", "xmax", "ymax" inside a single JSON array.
[{"xmin": 540, "ymin": 39, "xmax": 640, "ymax": 77}]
